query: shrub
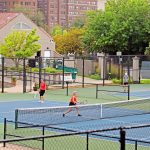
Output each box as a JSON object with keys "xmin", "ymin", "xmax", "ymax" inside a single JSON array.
[
  {"xmin": 31, "ymin": 68, "xmax": 39, "ymax": 72},
  {"xmin": 112, "ymin": 78, "xmax": 133, "ymax": 84},
  {"xmin": 141, "ymin": 79, "xmax": 150, "ymax": 84},
  {"xmin": 112, "ymin": 78, "xmax": 121, "ymax": 84},
  {"xmin": 45, "ymin": 67, "xmax": 61, "ymax": 73},
  {"xmin": 89, "ymin": 74, "xmax": 100, "ymax": 80}
]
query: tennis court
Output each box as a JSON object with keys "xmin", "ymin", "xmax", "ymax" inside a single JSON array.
[{"xmin": 0, "ymin": 84, "xmax": 150, "ymax": 149}]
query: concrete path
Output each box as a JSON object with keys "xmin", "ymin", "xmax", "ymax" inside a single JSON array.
[{"xmin": 2, "ymin": 76, "xmax": 112, "ymax": 93}]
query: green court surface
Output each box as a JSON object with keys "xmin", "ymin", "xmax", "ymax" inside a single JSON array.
[{"xmin": 0, "ymin": 84, "xmax": 149, "ymax": 104}]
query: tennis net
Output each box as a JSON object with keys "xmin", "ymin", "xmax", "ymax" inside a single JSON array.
[{"xmin": 15, "ymin": 97, "xmax": 150, "ymax": 127}]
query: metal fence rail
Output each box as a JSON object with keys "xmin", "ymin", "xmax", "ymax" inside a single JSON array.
[{"xmin": 1, "ymin": 118, "xmax": 150, "ymax": 150}]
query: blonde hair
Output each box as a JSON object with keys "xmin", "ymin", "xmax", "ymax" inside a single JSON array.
[{"xmin": 72, "ymin": 91, "xmax": 77, "ymax": 95}]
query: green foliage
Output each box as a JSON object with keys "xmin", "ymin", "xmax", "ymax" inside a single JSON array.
[
  {"xmin": 31, "ymin": 67, "xmax": 61, "ymax": 73},
  {"xmin": 89, "ymin": 74, "xmax": 100, "ymax": 80},
  {"xmin": 112, "ymin": 78, "xmax": 133, "ymax": 84},
  {"xmin": 51, "ymin": 25, "xmax": 64, "ymax": 36},
  {"xmin": 141, "ymin": 79, "xmax": 150, "ymax": 84},
  {"xmin": 53, "ymin": 28, "xmax": 85, "ymax": 55},
  {"xmin": 11, "ymin": 5, "xmax": 48, "ymax": 30},
  {"xmin": 84, "ymin": 0, "xmax": 150, "ymax": 54},
  {"xmin": 8, "ymin": 66, "xmax": 23, "ymax": 71},
  {"xmin": 0, "ymin": 29, "xmax": 41, "ymax": 62},
  {"xmin": 31, "ymin": 68, "xmax": 39, "ymax": 73},
  {"xmin": 70, "ymin": 17, "xmax": 86, "ymax": 28},
  {"xmin": 145, "ymin": 42, "xmax": 150, "ymax": 55},
  {"xmin": 11, "ymin": 76, "xmax": 17, "ymax": 82},
  {"xmin": 45, "ymin": 67, "xmax": 62, "ymax": 73},
  {"xmin": 112, "ymin": 78, "xmax": 121, "ymax": 84}
]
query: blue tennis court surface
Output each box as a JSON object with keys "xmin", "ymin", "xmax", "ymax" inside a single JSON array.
[
  {"xmin": 0, "ymin": 99, "xmax": 150, "ymax": 148},
  {"xmin": 0, "ymin": 100, "xmax": 67, "ymax": 122},
  {"xmin": 117, "ymin": 90, "xmax": 150, "ymax": 97}
]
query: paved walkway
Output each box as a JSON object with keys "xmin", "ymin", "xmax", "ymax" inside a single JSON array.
[{"xmin": 2, "ymin": 76, "xmax": 112, "ymax": 93}]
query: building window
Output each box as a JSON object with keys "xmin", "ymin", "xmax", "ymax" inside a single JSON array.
[{"xmin": 13, "ymin": 22, "xmax": 32, "ymax": 30}]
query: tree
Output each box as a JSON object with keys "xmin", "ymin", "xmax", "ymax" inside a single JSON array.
[
  {"xmin": 70, "ymin": 17, "xmax": 86, "ymax": 28},
  {"xmin": 53, "ymin": 28, "xmax": 84, "ymax": 55},
  {"xmin": 51, "ymin": 25, "xmax": 67, "ymax": 36},
  {"xmin": 11, "ymin": 5, "xmax": 49, "ymax": 31},
  {"xmin": 145, "ymin": 42, "xmax": 150, "ymax": 55},
  {"xmin": 0, "ymin": 29, "xmax": 41, "ymax": 67},
  {"xmin": 83, "ymin": 0, "xmax": 150, "ymax": 54}
]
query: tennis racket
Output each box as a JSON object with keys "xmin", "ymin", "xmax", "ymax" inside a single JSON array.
[{"xmin": 78, "ymin": 100, "xmax": 88, "ymax": 105}]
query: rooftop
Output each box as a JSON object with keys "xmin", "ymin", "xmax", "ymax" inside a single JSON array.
[{"xmin": 0, "ymin": 12, "xmax": 19, "ymax": 29}]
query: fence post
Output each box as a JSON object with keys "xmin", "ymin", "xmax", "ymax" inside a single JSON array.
[
  {"xmin": 135, "ymin": 141, "xmax": 137, "ymax": 150},
  {"xmin": 39, "ymin": 57, "xmax": 42, "ymax": 87},
  {"xmin": 2, "ymin": 57, "xmax": 4, "ymax": 93},
  {"xmin": 30, "ymin": 67, "xmax": 32, "ymax": 92},
  {"xmin": 121, "ymin": 57, "xmax": 123, "ymax": 84},
  {"xmin": 82, "ymin": 57, "xmax": 85, "ymax": 88},
  {"xmin": 103, "ymin": 55, "xmax": 105, "ymax": 86},
  {"xmin": 96, "ymin": 84, "xmax": 98, "ymax": 99},
  {"xmin": 23, "ymin": 58, "xmax": 26, "ymax": 93},
  {"xmin": 15, "ymin": 109, "xmax": 18, "ymax": 129},
  {"xmin": 3, "ymin": 118, "xmax": 6, "ymax": 147},
  {"xmin": 42, "ymin": 126, "xmax": 45, "ymax": 150},
  {"xmin": 120, "ymin": 128, "xmax": 126, "ymax": 150},
  {"xmin": 62, "ymin": 57, "xmax": 65, "ymax": 89},
  {"xmin": 128, "ymin": 85, "xmax": 130, "ymax": 100},
  {"xmin": 127, "ymin": 56, "xmax": 130, "ymax": 81},
  {"xmin": 86, "ymin": 132, "xmax": 89, "ymax": 150}
]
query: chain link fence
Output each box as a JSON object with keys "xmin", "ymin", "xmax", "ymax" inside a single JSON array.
[
  {"xmin": 0, "ymin": 55, "xmax": 150, "ymax": 94},
  {"xmin": 0, "ymin": 119, "xmax": 150, "ymax": 150}
]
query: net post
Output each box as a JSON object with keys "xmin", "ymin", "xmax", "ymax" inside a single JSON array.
[
  {"xmin": 96, "ymin": 84, "xmax": 98, "ymax": 99},
  {"xmin": 100, "ymin": 104, "xmax": 103, "ymax": 118},
  {"xmin": 66, "ymin": 81, "xmax": 69, "ymax": 96},
  {"xmin": 3, "ymin": 118, "xmax": 6, "ymax": 147},
  {"xmin": 128, "ymin": 85, "xmax": 130, "ymax": 101},
  {"xmin": 120, "ymin": 128, "xmax": 126, "ymax": 150},
  {"xmin": 86, "ymin": 132, "xmax": 89, "ymax": 150},
  {"xmin": 15, "ymin": 109, "xmax": 18, "ymax": 129}
]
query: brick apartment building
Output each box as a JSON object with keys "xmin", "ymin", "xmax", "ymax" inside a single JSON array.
[
  {"xmin": 38, "ymin": 0, "xmax": 97, "ymax": 29},
  {"xmin": 0, "ymin": 0, "xmax": 106, "ymax": 29},
  {"xmin": 0, "ymin": 0, "xmax": 37, "ymax": 14}
]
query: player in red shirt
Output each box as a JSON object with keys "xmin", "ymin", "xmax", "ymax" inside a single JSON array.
[
  {"xmin": 39, "ymin": 79, "xmax": 46, "ymax": 103},
  {"xmin": 63, "ymin": 91, "xmax": 81, "ymax": 117}
]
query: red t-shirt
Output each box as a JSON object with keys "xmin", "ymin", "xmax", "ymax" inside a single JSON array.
[
  {"xmin": 70, "ymin": 96, "xmax": 77, "ymax": 104},
  {"xmin": 40, "ymin": 82, "xmax": 46, "ymax": 90}
]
